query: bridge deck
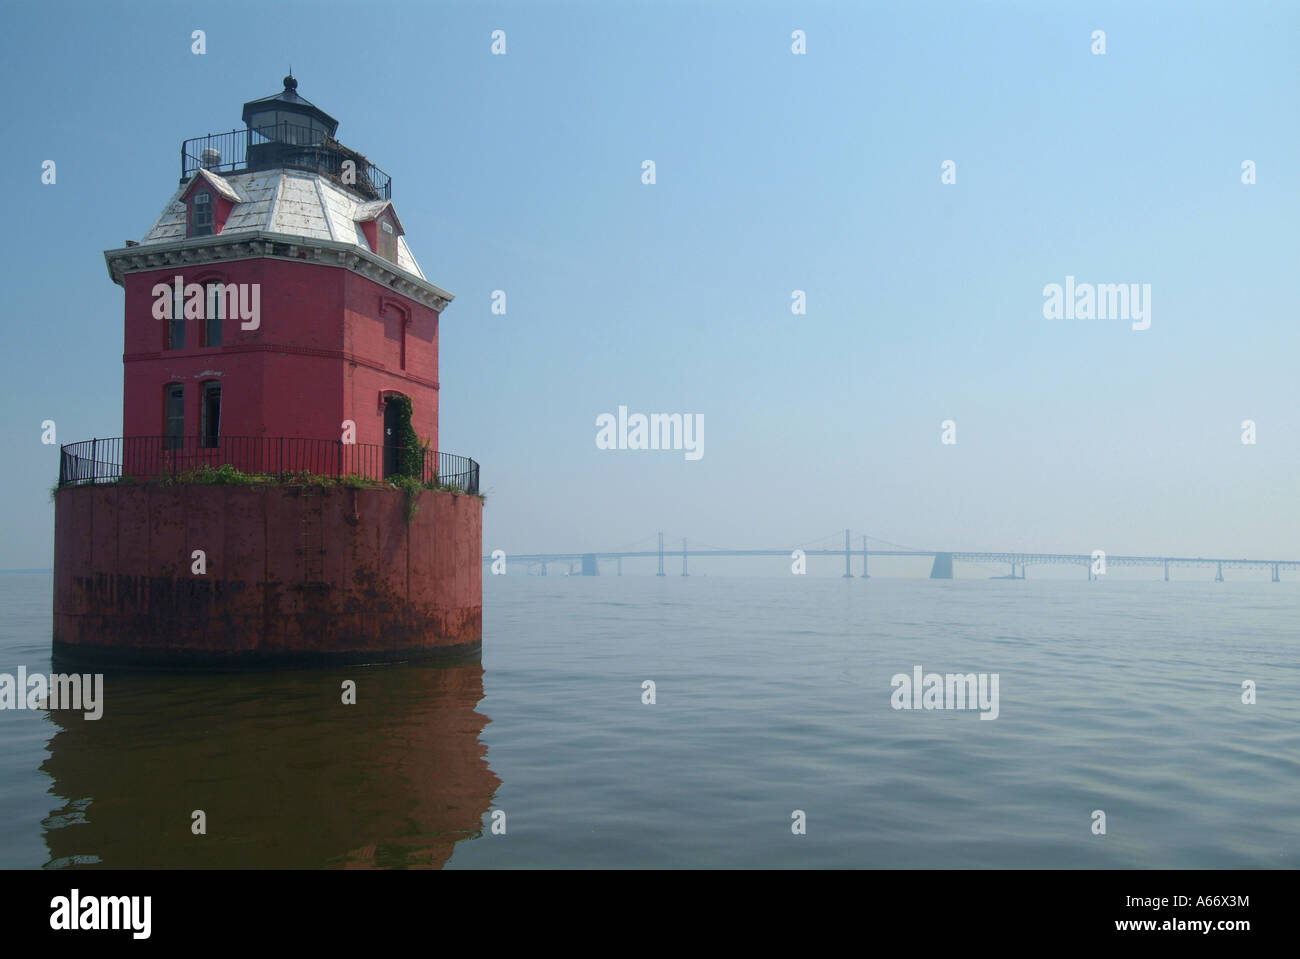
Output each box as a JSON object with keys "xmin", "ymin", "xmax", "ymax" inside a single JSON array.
[{"xmin": 486, "ymin": 549, "xmax": 1300, "ymax": 569}]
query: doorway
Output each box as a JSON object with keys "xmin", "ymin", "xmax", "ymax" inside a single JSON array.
[{"xmin": 382, "ymin": 396, "xmax": 402, "ymax": 478}]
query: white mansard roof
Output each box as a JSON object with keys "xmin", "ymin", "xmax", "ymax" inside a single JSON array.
[{"xmin": 138, "ymin": 168, "xmax": 427, "ymax": 281}]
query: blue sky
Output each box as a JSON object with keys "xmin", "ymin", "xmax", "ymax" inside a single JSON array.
[{"xmin": 1, "ymin": 0, "xmax": 1297, "ymax": 569}]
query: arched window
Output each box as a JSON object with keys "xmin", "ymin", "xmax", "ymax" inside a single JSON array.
[
  {"xmin": 203, "ymin": 281, "xmax": 225, "ymax": 347},
  {"xmin": 164, "ymin": 384, "xmax": 185, "ymax": 450},
  {"xmin": 166, "ymin": 282, "xmax": 185, "ymax": 350},
  {"xmin": 380, "ymin": 297, "xmax": 410, "ymax": 370},
  {"xmin": 200, "ymin": 381, "xmax": 222, "ymax": 448}
]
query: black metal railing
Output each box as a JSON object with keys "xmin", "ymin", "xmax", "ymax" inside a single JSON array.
[
  {"xmin": 57, "ymin": 436, "xmax": 478, "ymax": 495},
  {"xmin": 181, "ymin": 123, "xmax": 391, "ymax": 201}
]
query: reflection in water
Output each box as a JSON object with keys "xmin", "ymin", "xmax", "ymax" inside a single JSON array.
[{"xmin": 40, "ymin": 662, "xmax": 500, "ymax": 869}]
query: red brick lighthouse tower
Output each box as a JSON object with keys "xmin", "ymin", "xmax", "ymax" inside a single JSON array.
[{"xmin": 53, "ymin": 77, "xmax": 483, "ymax": 665}]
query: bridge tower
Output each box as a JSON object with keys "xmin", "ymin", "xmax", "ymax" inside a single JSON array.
[
  {"xmin": 860, "ymin": 534, "xmax": 870, "ymax": 578},
  {"xmin": 657, "ymin": 532, "xmax": 666, "ymax": 577},
  {"xmin": 842, "ymin": 529, "xmax": 853, "ymax": 578},
  {"xmin": 929, "ymin": 552, "xmax": 953, "ymax": 579}
]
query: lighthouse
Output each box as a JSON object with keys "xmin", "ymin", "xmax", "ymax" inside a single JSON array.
[{"xmin": 52, "ymin": 77, "xmax": 483, "ymax": 665}]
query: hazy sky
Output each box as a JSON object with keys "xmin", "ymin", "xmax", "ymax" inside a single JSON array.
[{"xmin": 1, "ymin": 0, "xmax": 1297, "ymax": 569}]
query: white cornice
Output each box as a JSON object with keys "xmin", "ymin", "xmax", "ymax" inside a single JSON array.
[{"xmin": 104, "ymin": 232, "xmax": 454, "ymax": 312}]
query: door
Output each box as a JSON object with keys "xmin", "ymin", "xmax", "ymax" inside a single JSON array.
[{"xmin": 383, "ymin": 397, "xmax": 401, "ymax": 478}]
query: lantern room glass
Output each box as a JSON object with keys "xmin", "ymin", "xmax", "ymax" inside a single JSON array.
[{"xmin": 247, "ymin": 109, "xmax": 331, "ymax": 146}]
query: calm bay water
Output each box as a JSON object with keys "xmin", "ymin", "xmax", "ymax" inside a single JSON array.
[{"xmin": 1, "ymin": 572, "xmax": 1297, "ymax": 868}]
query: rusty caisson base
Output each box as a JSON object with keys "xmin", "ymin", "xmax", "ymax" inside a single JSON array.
[{"xmin": 52, "ymin": 484, "xmax": 483, "ymax": 668}]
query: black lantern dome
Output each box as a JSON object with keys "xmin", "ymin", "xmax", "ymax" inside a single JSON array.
[
  {"xmin": 241, "ymin": 75, "xmax": 339, "ymax": 146},
  {"xmin": 180, "ymin": 75, "xmax": 391, "ymax": 201}
]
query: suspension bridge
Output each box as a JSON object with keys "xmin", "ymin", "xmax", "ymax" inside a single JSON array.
[{"xmin": 484, "ymin": 529, "xmax": 1300, "ymax": 581}]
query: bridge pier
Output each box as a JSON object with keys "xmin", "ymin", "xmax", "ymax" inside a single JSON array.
[
  {"xmin": 541, "ymin": 562, "xmax": 547, "ymax": 577},
  {"xmin": 582, "ymin": 553, "xmax": 598, "ymax": 576},
  {"xmin": 656, "ymin": 532, "xmax": 665, "ymax": 577},
  {"xmin": 1273, "ymin": 563, "xmax": 1280, "ymax": 583},
  {"xmin": 1164, "ymin": 560, "xmax": 1169, "ymax": 582},
  {"xmin": 682, "ymin": 538, "xmax": 688, "ymax": 577},
  {"xmin": 929, "ymin": 552, "xmax": 953, "ymax": 579},
  {"xmin": 1215, "ymin": 561, "xmax": 1224, "ymax": 582}
]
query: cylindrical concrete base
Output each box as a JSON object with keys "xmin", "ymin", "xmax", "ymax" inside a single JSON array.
[{"xmin": 53, "ymin": 483, "xmax": 482, "ymax": 666}]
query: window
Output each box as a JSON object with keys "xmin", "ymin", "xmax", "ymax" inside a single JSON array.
[
  {"xmin": 378, "ymin": 217, "xmax": 397, "ymax": 262},
  {"xmin": 190, "ymin": 190, "xmax": 213, "ymax": 237},
  {"xmin": 167, "ymin": 285, "xmax": 185, "ymax": 350},
  {"xmin": 201, "ymin": 382, "xmax": 221, "ymax": 448},
  {"xmin": 164, "ymin": 384, "xmax": 185, "ymax": 450},
  {"xmin": 204, "ymin": 282, "xmax": 224, "ymax": 347}
]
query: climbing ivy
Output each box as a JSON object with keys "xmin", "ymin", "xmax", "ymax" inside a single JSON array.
[
  {"xmin": 387, "ymin": 394, "xmax": 424, "ymax": 479},
  {"xmin": 387, "ymin": 394, "xmax": 429, "ymax": 523}
]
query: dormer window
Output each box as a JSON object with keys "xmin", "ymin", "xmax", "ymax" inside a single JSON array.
[
  {"xmin": 356, "ymin": 202, "xmax": 404, "ymax": 263},
  {"xmin": 190, "ymin": 190, "xmax": 213, "ymax": 237},
  {"xmin": 378, "ymin": 218, "xmax": 396, "ymax": 261}
]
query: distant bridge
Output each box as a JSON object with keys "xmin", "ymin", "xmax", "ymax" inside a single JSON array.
[{"xmin": 484, "ymin": 530, "xmax": 1299, "ymax": 581}]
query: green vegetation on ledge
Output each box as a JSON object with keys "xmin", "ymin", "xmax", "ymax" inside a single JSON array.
[{"xmin": 56, "ymin": 464, "xmax": 485, "ymax": 505}]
